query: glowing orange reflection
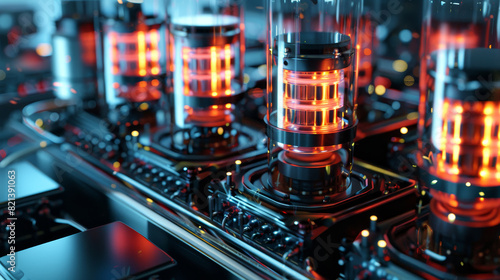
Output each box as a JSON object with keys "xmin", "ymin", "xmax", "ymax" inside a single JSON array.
[
  {"xmin": 358, "ymin": 16, "xmax": 374, "ymax": 87},
  {"xmin": 79, "ymin": 28, "xmax": 96, "ymax": 66},
  {"xmin": 431, "ymin": 190, "xmax": 500, "ymax": 227},
  {"xmin": 114, "ymin": 80, "xmax": 161, "ymax": 103},
  {"xmin": 428, "ymin": 23, "xmax": 481, "ymax": 52}
]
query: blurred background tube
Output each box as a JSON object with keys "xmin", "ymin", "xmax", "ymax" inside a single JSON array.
[
  {"xmin": 266, "ymin": 0, "xmax": 361, "ymax": 203},
  {"xmin": 168, "ymin": 0, "xmax": 245, "ymax": 154},
  {"xmin": 418, "ymin": 0, "xmax": 500, "ymax": 271}
]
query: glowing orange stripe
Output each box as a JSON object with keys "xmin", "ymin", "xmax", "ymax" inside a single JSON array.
[
  {"xmin": 284, "ymin": 70, "xmax": 342, "ymax": 85},
  {"xmin": 210, "ymin": 46, "xmax": 218, "ymax": 96},
  {"xmin": 224, "ymin": 44, "xmax": 232, "ymax": 95},
  {"xmin": 322, "ymin": 84, "xmax": 327, "ymax": 100},
  {"xmin": 481, "ymin": 105, "xmax": 494, "ymax": 178},
  {"xmin": 333, "ymin": 83, "xmax": 338, "ymax": 99},
  {"xmin": 109, "ymin": 32, "xmax": 119, "ymax": 74},
  {"xmin": 321, "ymin": 108, "xmax": 327, "ymax": 126},
  {"xmin": 240, "ymin": 23, "xmax": 246, "ymax": 56},
  {"xmin": 150, "ymin": 30, "xmax": 159, "ymax": 75},
  {"xmin": 137, "ymin": 31, "xmax": 147, "ymax": 76},
  {"xmin": 313, "ymin": 107, "xmax": 317, "ymax": 127},
  {"xmin": 451, "ymin": 145, "xmax": 460, "ymax": 175},
  {"xmin": 355, "ymin": 44, "xmax": 360, "ymax": 85},
  {"xmin": 334, "ymin": 77, "xmax": 338, "ymax": 124},
  {"xmin": 498, "ymin": 105, "xmax": 500, "ymax": 178},
  {"xmin": 284, "ymin": 77, "xmax": 289, "ymax": 123},
  {"xmin": 481, "ymin": 148, "xmax": 490, "ymax": 178},
  {"xmin": 483, "ymin": 109, "xmax": 493, "ymax": 146},
  {"xmin": 453, "ymin": 107, "xmax": 462, "ymax": 144},
  {"xmin": 150, "ymin": 30, "xmax": 159, "ymax": 62},
  {"xmin": 182, "ymin": 47, "xmax": 190, "ymax": 95},
  {"xmin": 450, "ymin": 107, "xmax": 462, "ymax": 174},
  {"xmin": 439, "ymin": 100, "xmax": 449, "ymax": 171},
  {"xmin": 333, "ymin": 107, "xmax": 337, "ymax": 124}
]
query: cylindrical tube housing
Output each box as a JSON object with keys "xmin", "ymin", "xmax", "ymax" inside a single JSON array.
[
  {"xmin": 168, "ymin": 0, "xmax": 244, "ymax": 153},
  {"xmin": 357, "ymin": 0, "xmax": 380, "ymax": 88},
  {"xmin": 52, "ymin": 0, "xmax": 99, "ymax": 102},
  {"xmin": 266, "ymin": 0, "xmax": 361, "ymax": 203},
  {"xmin": 101, "ymin": 0, "xmax": 167, "ymax": 109},
  {"xmin": 418, "ymin": 0, "xmax": 500, "ymax": 270}
]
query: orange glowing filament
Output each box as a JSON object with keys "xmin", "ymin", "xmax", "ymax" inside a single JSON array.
[
  {"xmin": 182, "ymin": 44, "xmax": 234, "ymax": 96},
  {"xmin": 137, "ymin": 31, "xmax": 146, "ymax": 76},
  {"xmin": 108, "ymin": 27, "xmax": 162, "ymax": 102},
  {"xmin": 278, "ymin": 69, "xmax": 345, "ymax": 154},
  {"xmin": 210, "ymin": 46, "xmax": 218, "ymax": 95},
  {"xmin": 283, "ymin": 69, "xmax": 344, "ymax": 133},
  {"xmin": 149, "ymin": 30, "xmax": 160, "ymax": 75},
  {"xmin": 181, "ymin": 44, "xmax": 236, "ymax": 127},
  {"xmin": 435, "ymin": 99, "xmax": 500, "ymax": 182},
  {"xmin": 109, "ymin": 29, "xmax": 161, "ymax": 77}
]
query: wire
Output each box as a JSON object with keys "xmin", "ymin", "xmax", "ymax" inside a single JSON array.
[
  {"xmin": 221, "ymin": 215, "xmax": 229, "ymax": 231},
  {"xmin": 53, "ymin": 218, "xmax": 87, "ymax": 232}
]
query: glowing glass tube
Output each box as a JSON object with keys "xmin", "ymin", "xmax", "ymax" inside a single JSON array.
[
  {"xmin": 102, "ymin": 0, "xmax": 167, "ymax": 109},
  {"xmin": 169, "ymin": 0, "xmax": 244, "ymax": 152},
  {"xmin": 418, "ymin": 0, "xmax": 500, "ymax": 270},
  {"xmin": 267, "ymin": 0, "xmax": 361, "ymax": 201}
]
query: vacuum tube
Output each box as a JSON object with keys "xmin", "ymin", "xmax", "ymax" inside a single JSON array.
[
  {"xmin": 52, "ymin": 0, "xmax": 99, "ymax": 103},
  {"xmin": 266, "ymin": 0, "xmax": 361, "ymax": 203},
  {"xmin": 169, "ymin": 0, "xmax": 244, "ymax": 154},
  {"xmin": 418, "ymin": 0, "xmax": 500, "ymax": 271},
  {"xmin": 101, "ymin": 0, "xmax": 167, "ymax": 113}
]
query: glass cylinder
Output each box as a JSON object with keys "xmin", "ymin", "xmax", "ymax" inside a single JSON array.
[
  {"xmin": 101, "ymin": 0, "xmax": 167, "ymax": 109},
  {"xmin": 52, "ymin": 0, "xmax": 99, "ymax": 101},
  {"xmin": 419, "ymin": 0, "xmax": 500, "ymax": 200},
  {"xmin": 357, "ymin": 0, "xmax": 379, "ymax": 88},
  {"xmin": 266, "ymin": 0, "xmax": 361, "ymax": 202},
  {"xmin": 418, "ymin": 0, "xmax": 500, "ymax": 265},
  {"xmin": 168, "ymin": 0, "xmax": 244, "ymax": 153}
]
